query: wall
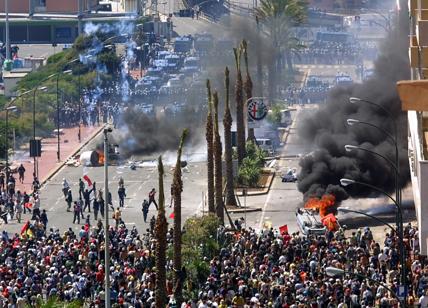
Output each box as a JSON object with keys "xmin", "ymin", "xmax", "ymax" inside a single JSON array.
[
  {"xmin": 45, "ymin": 0, "xmax": 78, "ymax": 12},
  {"xmin": 0, "ymin": 0, "xmax": 29, "ymax": 13}
]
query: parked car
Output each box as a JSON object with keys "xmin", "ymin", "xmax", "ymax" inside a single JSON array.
[{"xmin": 281, "ymin": 168, "xmax": 297, "ymax": 182}]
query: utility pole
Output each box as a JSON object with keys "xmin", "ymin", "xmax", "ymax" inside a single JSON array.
[
  {"xmin": 103, "ymin": 127, "xmax": 112, "ymax": 308},
  {"xmin": 5, "ymin": 0, "xmax": 10, "ymax": 61}
]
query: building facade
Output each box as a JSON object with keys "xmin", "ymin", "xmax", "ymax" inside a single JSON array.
[
  {"xmin": 0, "ymin": 0, "xmax": 98, "ymax": 14},
  {"xmin": 400, "ymin": 0, "xmax": 428, "ymax": 256}
]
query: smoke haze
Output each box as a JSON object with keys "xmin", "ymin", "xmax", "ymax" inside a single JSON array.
[{"xmin": 297, "ymin": 17, "xmax": 410, "ymax": 202}]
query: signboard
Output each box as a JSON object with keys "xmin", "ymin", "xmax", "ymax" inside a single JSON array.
[{"xmin": 247, "ymin": 98, "xmax": 268, "ymax": 121}]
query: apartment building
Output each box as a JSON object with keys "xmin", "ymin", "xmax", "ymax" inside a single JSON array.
[{"xmin": 397, "ymin": 0, "xmax": 428, "ymax": 256}]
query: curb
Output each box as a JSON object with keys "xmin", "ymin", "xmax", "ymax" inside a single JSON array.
[
  {"xmin": 235, "ymin": 169, "xmax": 276, "ymax": 196},
  {"xmin": 227, "ymin": 207, "xmax": 262, "ymax": 213},
  {"xmin": 40, "ymin": 125, "xmax": 105, "ymax": 187}
]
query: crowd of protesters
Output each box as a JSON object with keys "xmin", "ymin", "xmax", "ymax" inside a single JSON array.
[{"xmin": 0, "ymin": 181, "xmax": 425, "ymax": 308}]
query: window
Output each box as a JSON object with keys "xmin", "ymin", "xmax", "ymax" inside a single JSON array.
[{"xmin": 55, "ymin": 27, "xmax": 72, "ymax": 39}]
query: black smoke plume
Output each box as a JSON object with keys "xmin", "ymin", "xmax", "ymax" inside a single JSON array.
[
  {"xmin": 297, "ymin": 15, "xmax": 410, "ymax": 202},
  {"xmin": 111, "ymin": 106, "xmax": 204, "ymax": 157}
]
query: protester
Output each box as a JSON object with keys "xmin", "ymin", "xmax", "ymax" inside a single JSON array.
[
  {"xmin": 148, "ymin": 188, "xmax": 158, "ymax": 210},
  {"xmin": 142, "ymin": 199, "xmax": 149, "ymax": 223},
  {"xmin": 17, "ymin": 164, "xmax": 25, "ymax": 184}
]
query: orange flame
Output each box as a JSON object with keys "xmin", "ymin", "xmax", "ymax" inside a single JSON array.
[
  {"xmin": 97, "ymin": 151, "xmax": 105, "ymax": 165},
  {"xmin": 304, "ymin": 194, "xmax": 339, "ymax": 231},
  {"xmin": 304, "ymin": 194, "xmax": 335, "ymax": 218}
]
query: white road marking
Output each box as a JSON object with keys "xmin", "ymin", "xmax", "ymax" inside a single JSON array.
[{"xmin": 258, "ymin": 188, "xmax": 274, "ymax": 230}]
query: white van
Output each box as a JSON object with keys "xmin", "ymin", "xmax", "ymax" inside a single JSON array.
[
  {"xmin": 296, "ymin": 208, "xmax": 326, "ymax": 236},
  {"xmin": 256, "ymin": 138, "xmax": 274, "ymax": 155}
]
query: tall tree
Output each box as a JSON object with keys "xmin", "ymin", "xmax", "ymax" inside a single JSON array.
[
  {"xmin": 255, "ymin": 0, "xmax": 307, "ymax": 98},
  {"xmin": 256, "ymin": 16, "xmax": 264, "ymax": 97},
  {"xmin": 213, "ymin": 91, "xmax": 224, "ymax": 223},
  {"xmin": 234, "ymin": 47, "xmax": 246, "ymax": 165},
  {"xmin": 242, "ymin": 40, "xmax": 255, "ymax": 142},
  {"xmin": 172, "ymin": 129, "xmax": 188, "ymax": 306},
  {"xmin": 223, "ymin": 67, "xmax": 237, "ymax": 207},
  {"xmin": 206, "ymin": 80, "xmax": 215, "ymax": 214},
  {"xmin": 155, "ymin": 156, "xmax": 167, "ymax": 308}
]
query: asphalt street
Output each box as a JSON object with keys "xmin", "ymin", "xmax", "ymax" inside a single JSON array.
[
  {"xmin": 2, "ymin": 129, "xmax": 209, "ymax": 234},
  {"xmin": 230, "ymin": 106, "xmax": 315, "ymax": 233}
]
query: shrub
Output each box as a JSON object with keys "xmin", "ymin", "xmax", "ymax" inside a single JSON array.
[{"xmin": 181, "ymin": 215, "xmax": 221, "ymax": 299}]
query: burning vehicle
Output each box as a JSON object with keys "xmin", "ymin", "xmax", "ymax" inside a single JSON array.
[
  {"xmin": 80, "ymin": 144, "xmax": 120, "ymax": 167},
  {"xmin": 296, "ymin": 194, "xmax": 340, "ymax": 235}
]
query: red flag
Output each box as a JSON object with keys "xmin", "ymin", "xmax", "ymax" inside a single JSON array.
[
  {"xmin": 20, "ymin": 221, "xmax": 30, "ymax": 236},
  {"xmin": 24, "ymin": 203, "xmax": 32, "ymax": 209},
  {"xmin": 84, "ymin": 224, "xmax": 90, "ymax": 232},
  {"xmin": 12, "ymin": 238, "xmax": 20, "ymax": 248},
  {"xmin": 169, "ymin": 212, "xmax": 175, "ymax": 219},
  {"xmin": 83, "ymin": 175, "xmax": 93, "ymax": 187},
  {"xmin": 279, "ymin": 224, "xmax": 288, "ymax": 235}
]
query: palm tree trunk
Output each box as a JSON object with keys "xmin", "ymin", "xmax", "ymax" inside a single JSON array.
[
  {"xmin": 155, "ymin": 156, "xmax": 167, "ymax": 308},
  {"xmin": 267, "ymin": 61, "xmax": 276, "ymax": 101},
  {"xmin": 234, "ymin": 47, "xmax": 246, "ymax": 165},
  {"xmin": 223, "ymin": 67, "xmax": 237, "ymax": 207},
  {"xmin": 206, "ymin": 80, "xmax": 215, "ymax": 214},
  {"xmin": 242, "ymin": 40, "xmax": 255, "ymax": 142},
  {"xmin": 172, "ymin": 129, "xmax": 188, "ymax": 306},
  {"xmin": 213, "ymin": 91, "xmax": 224, "ymax": 224},
  {"xmin": 256, "ymin": 16, "xmax": 263, "ymax": 97}
]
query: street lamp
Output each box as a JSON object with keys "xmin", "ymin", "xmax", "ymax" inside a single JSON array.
[
  {"xmin": 103, "ymin": 126, "xmax": 113, "ymax": 308},
  {"xmin": 340, "ymin": 177, "xmax": 406, "ymax": 301},
  {"xmin": 3, "ymin": 105, "xmax": 17, "ymax": 181},
  {"xmin": 45, "ymin": 70, "xmax": 73, "ymax": 162},
  {"xmin": 325, "ymin": 266, "xmax": 402, "ymax": 305},
  {"xmin": 344, "ymin": 144, "xmax": 398, "ymax": 175},
  {"xmin": 337, "ymin": 207, "xmax": 401, "ymax": 241},
  {"xmin": 348, "ymin": 96, "xmax": 400, "ymax": 206},
  {"xmin": 346, "ymin": 117, "xmax": 401, "ymax": 256},
  {"xmin": 32, "ymin": 86, "xmax": 48, "ymax": 178}
]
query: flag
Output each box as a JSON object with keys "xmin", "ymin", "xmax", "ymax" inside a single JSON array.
[
  {"xmin": 26, "ymin": 229, "xmax": 34, "ymax": 238},
  {"xmin": 12, "ymin": 238, "xmax": 20, "ymax": 249},
  {"xmin": 24, "ymin": 203, "xmax": 32, "ymax": 209},
  {"xmin": 20, "ymin": 221, "xmax": 30, "ymax": 236},
  {"xmin": 83, "ymin": 175, "xmax": 93, "ymax": 187},
  {"xmin": 84, "ymin": 224, "xmax": 90, "ymax": 232},
  {"xmin": 169, "ymin": 212, "xmax": 175, "ymax": 219},
  {"xmin": 279, "ymin": 224, "xmax": 288, "ymax": 235}
]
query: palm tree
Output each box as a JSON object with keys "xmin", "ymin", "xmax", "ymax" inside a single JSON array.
[
  {"xmin": 213, "ymin": 91, "xmax": 224, "ymax": 223},
  {"xmin": 241, "ymin": 39, "xmax": 255, "ymax": 142},
  {"xmin": 172, "ymin": 129, "xmax": 188, "ymax": 306},
  {"xmin": 233, "ymin": 47, "xmax": 246, "ymax": 165},
  {"xmin": 255, "ymin": 0, "xmax": 307, "ymax": 98},
  {"xmin": 223, "ymin": 67, "xmax": 237, "ymax": 207},
  {"xmin": 155, "ymin": 156, "xmax": 167, "ymax": 308},
  {"xmin": 206, "ymin": 80, "xmax": 215, "ymax": 214},
  {"xmin": 256, "ymin": 16, "xmax": 264, "ymax": 97}
]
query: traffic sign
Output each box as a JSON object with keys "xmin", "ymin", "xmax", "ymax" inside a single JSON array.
[{"xmin": 247, "ymin": 98, "xmax": 268, "ymax": 121}]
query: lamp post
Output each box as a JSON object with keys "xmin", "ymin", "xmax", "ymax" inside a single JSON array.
[
  {"xmin": 44, "ymin": 70, "xmax": 72, "ymax": 162},
  {"xmin": 346, "ymin": 118, "xmax": 401, "ymax": 251},
  {"xmin": 3, "ymin": 106, "xmax": 17, "ymax": 181},
  {"xmin": 340, "ymin": 177, "xmax": 406, "ymax": 304},
  {"xmin": 337, "ymin": 207, "xmax": 401, "ymax": 241},
  {"xmin": 348, "ymin": 96, "xmax": 400, "ymax": 212},
  {"xmin": 325, "ymin": 266, "xmax": 402, "ymax": 306},
  {"xmin": 32, "ymin": 86, "xmax": 48, "ymax": 178},
  {"xmin": 5, "ymin": 0, "xmax": 10, "ymax": 61},
  {"xmin": 103, "ymin": 127, "xmax": 113, "ymax": 308}
]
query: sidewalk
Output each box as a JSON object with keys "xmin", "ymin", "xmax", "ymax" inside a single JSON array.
[{"xmin": 11, "ymin": 125, "xmax": 102, "ymax": 193}]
